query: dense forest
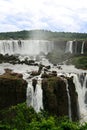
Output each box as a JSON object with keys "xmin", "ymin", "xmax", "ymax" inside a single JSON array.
[
  {"xmin": 0, "ymin": 102, "xmax": 87, "ymax": 130},
  {"xmin": 0, "ymin": 30, "xmax": 87, "ymax": 40}
]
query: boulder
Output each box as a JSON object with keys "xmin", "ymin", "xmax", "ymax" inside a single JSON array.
[
  {"xmin": 41, "ymin": 71, "xmax": 57, "ymax": 78},
  {"xmin": 30, "ymin": 71, "xmax": 40, "ymax": 76}
]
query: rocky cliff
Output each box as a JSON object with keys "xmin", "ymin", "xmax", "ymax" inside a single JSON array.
[
  {"xmin": 67, "ymin": 77, "xmax": 79, "ymax": 121},
  {"xmin": 0, "ymin": 69, "xmax": 27, "ymax": 110},
  {"xmin": 42, "ymin": 76, "xmax": 79, "ymax": 121}
]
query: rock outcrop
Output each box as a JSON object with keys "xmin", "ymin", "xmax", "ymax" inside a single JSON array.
[
  {"xmin": 67, "ymin": 77, "xmax": 79, "ymax": 121},
  {"xmin": 42, "ymin": 77, "xmax": 68, "ymax": 117},
  {"xmin": 0, "ymin": 70, "xmax": 27, "ymax": 110},
  {"xmin": 84, "ymin": 41, "xmax": 87, "ymax": 54},
  {"xmin": 42, "ymin": 76, "xmax": 79, "ymax": 121}
]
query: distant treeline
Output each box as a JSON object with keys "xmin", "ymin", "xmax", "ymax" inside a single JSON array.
[{"xmin": 0, "ymin": 30, "xmax": 87, "ymax": 40}]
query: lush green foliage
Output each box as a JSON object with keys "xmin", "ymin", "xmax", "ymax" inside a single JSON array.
[
  {"xmin": 0, "ymin": 103, "xmax": 87, "ymax": 130},
  {"xmin": 47, "ymin": 49, "xmax": 87, "ymax": 70},
  {"xmin": 0, "ymin": 30, "xmax": 87, "ymax": 40},
  {"xmin": 0, "ymin": 30, "xmax": 29, "ymax": 40},
  {"xmin": 67, "ymin": 55, "xmax": 87, "ymax": 69}
]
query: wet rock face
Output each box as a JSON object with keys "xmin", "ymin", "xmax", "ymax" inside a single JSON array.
[
  {"xmin": 84, "ymin": 41, "xmax": 87, "ymax": 54},
  {"xmin": 67, "ymin": 77, "xmax": 79, "ymax": 121},
  {"xmin": 0, "ymin": 71, "xmax": 27, "ymax": 110},
  {"xmin": 42, "ymin": 77, "xmax": 68, "ymax": 117},
  {"xmin": 54, "ymin": 41, "xmax": 66, "ymax": 51},
  {"xmin": 32, "ymin": 79, "xmax": 37, "ymax": 92},
  {"xmin": 41, "ymin": 71, "xmax": 57, "ymax": 78},
  {"xmin": 42, "ymin": 77, "xmax": 79, "ymax": 121},
  {"xmin": 72, "ymin": 40, "xmax": 87, "ymax": 54}
]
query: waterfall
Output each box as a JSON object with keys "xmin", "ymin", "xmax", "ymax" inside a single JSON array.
[
  {"xmin": 70, "ymin": 73, "xmax": 87, "ymax": 121},
  {"xmin": 65, "ymin": 79, "xmax": 72, "ymax": 121},
  {"xmin": 65, "ymin": 41, "xmax": 73, "ymax": 54},
  {"xmin": 81, "ymin": 41, "xmax": 85, "ymax": 54},
  {"xmin": 26, "ymin": 79, "xmax": 43, "ymax": 112},
  {"xmin": 26, "ymin": 82, "xmax": 34, "ymax": 107},
  {"xmin": 33, "ymin": 79, "xmax": 43, "ymax": 112},
  {"xmin": 83, "ymin": 74, "xmax": 87, "ymax": 105},
  {"xmin": 0, "ymin": 40, "xmax": 22, "ymax": 55},
  {"xmin": 71, "ymin": 74, "xmax": 82, "ymax": 118},
  {"xmin": 0, "ymin": 40, "xmax": 54, "ymax": 55}
]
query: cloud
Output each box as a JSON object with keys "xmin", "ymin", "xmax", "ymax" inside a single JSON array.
[{"xmin": 0, "ymin": 0, "xmax": 87, "ymax": 32}]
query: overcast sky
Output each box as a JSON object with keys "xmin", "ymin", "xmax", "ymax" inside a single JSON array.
[{"xmin": 0, "ymin": 0, "xmax": 87, "ymax": 32}]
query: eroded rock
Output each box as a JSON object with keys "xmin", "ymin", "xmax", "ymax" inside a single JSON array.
[
  {"xmin": 42, "ymin": 76, "xmax": 79, "ymax": 121},
  {"xmin": 0, "ymin": 70, "xmax": 27, "ymax": 110}
]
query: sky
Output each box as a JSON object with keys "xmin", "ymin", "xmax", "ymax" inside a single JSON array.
[{"xmin": 0, "ymin": 0, "xmax": 87, "ymax": 32}]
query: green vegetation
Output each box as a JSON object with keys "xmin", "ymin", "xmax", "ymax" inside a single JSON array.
[
  {"xmin": 46, "ymin": 46, "xmax": 87, "ymax": 70},
  {"xmin": 0, "ymin": 102, "xmax": 87, "ymax": 130},
  {"xmin": 0, "ymin": 30, "xmax": 29, "ymax": 40},
  {"xmin": 47, "ymin": 51, "xmax": 87, "ymax": 70},
  {"xmin": 67, "ymin": 55, "xmax": 87, "ymax": 69},
  {"xmin": 0, "ymin": 30, "xmax": 87, "ymax": 40}
]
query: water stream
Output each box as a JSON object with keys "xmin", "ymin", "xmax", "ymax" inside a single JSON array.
[
  {"xmin": 65, "ymin": 41, "xmax": 73, "ymax": 53},
  {"xmin": 65, "ymin": 79, "xmax": 72, "ymax": 121},
  {"xmin": 81, "ymin": 41, "xmax": 85, "ymax": 54}
]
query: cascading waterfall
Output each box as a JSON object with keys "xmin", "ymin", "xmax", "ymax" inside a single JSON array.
[
  {"xmin": 70, "ymin": 73, "xmax": 87, "ymax": 121},
  {"xmin": 83, "ymin": 74, "xmax": 87, "ymax": 105},
  {"xmin": 33, "ymin": 79, "xmax": 43, "ymax": 112},
  {"xmin": 70, "ymin": 74, "xmax": 83, "ymax": 118},
  {"xmin": 65, "ymin": 41, "xmax": 73, "ymax": 53},
  {"xmin": 1, "ymin": 40, "xmax": 86, "ymax": 56},
  {"xmin": 0, "ymin": 39, "xmax": 87, "ymax": 122},
  {"xmin": 26, "ymin": 79, "xmax": 43, "ymax": 112},
  {"xmin": 65, "ymin": 79, "xmax": 72, "ymax": 121},
  {"xmin": 0, "ymin": 40, "xmax": 54, "ymax": 55},
  {"xmin": 65, "ymin": 40, "xmax": 86, "ymax": 54},
  {"xmin": 81, "ymin": 41, "xmax": 85, "ymax": 54},
  {"xmin": 0, "ymin": 40, "xmax": 21, "ymax": 55},
  {"xmin": 26, "ymin": 82, "xmax": 34, "ymax": 107}
]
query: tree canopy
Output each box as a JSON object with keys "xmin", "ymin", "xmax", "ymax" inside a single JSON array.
[{"xmin": 0, "ymin": 30, "xmax": 87, "ymax": 40}]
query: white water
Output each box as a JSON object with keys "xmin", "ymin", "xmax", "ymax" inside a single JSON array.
[
  {"xmin": 0, "ymin": 39, "xmax": 87, "ymax": 121},
  {"xmin": 69, "ymin": 73, "xmax": 87, "ymax": 122},
  {"xmin": 70, "ymin": 74, "xmax": 83, "ymax": 118},
  {"xmin": 0, "ymin": 62, "xmax": 43, "ymax": 112},
  {"xmin": 81, "ymin": 41, "xmax": 85, "ymax": 54},
  {"xmin": 0, "ymin": 61, "xmax": 86, "ymax": 123},
  {"xmin": 81, "ymin": 74, "xmax": 87, "ymax": 122},
  {"xmin": 26, "ymin": 82, "xmax": 34, "ymax": 107},
  {"xmin": 65, "ymin": 41, "xmax": 73, "ymax": 53},
  {"xmin": 0, "ymin": 60, "xmax": 87, "ymax": 119},
  {"xmin": 33, "ymin": 79, "xmax": 43, "ymax": 112},
  {"xmin": 0, "ymin": 40, "xmax": 54, "ymax": 55},
  {"xmin": 26, "ymin": 79, "xmax": 43, "ymax": 112},
  {"xmin": 65, "ymin": 79, "xmax": 72, "ymax": 120}
]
